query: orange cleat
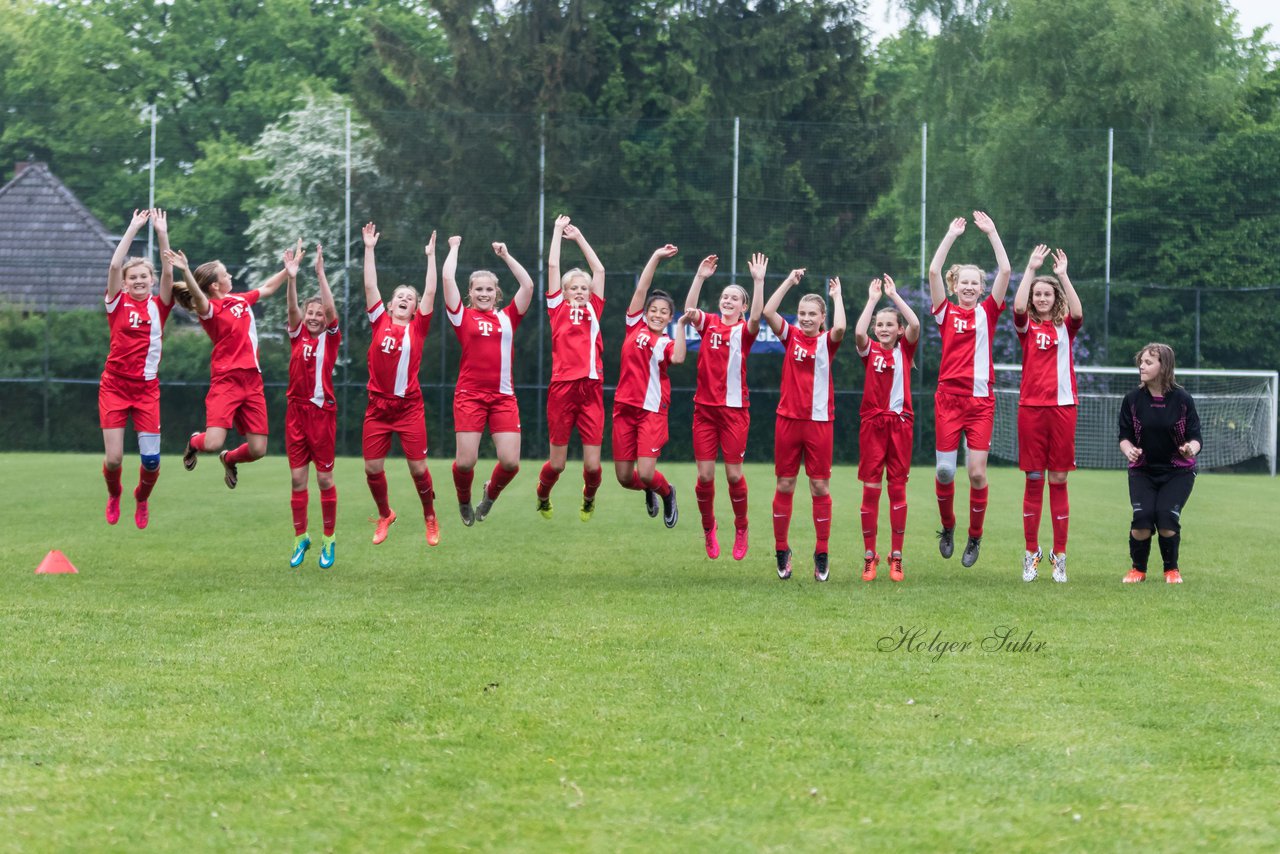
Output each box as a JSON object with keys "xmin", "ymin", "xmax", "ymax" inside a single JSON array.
[
  {"xmin": 372, "ymin": 510, "xmax": 397, "ymax": 545},
  {"xmin": 1122, "ymin": 568, "xmax": 1146, "ymax": 583},
  {"xmin": 888, "ymin": 553, "xmax": 904, "ymax": 582},
  {"xmin": 425, "ymin": 512, "xmax": 440, "ymax": 547},
  {"xmin": 862, "ymin": 551, "xmax": 879, "ymax": 582},
  {"xmin": 1164, "ymin": 569, "xmax": 1183, "ymax": 584}
]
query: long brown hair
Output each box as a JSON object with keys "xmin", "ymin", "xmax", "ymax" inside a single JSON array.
[
  {"xmin": 1136, "ymin": 342, "xmax": 1180, "ymax": 393},
  {"xmin": 1028, "ymin": 275, "xmax": 1068, "ymax": 324},
  {"xmin": 172, "ymin": 259, "xmax": 224, "ymax": 311}
]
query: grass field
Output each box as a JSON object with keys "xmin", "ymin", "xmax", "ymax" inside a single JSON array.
[{"xmin": 1, "ymin": 452, "xmax": 1277, "ymax": 851}]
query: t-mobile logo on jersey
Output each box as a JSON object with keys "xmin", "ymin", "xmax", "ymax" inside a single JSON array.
[
  {"xmin": 873, "ymin": 353, "xmax": 889, "ymax": 373},
  {"xmin": 707, "ymin": 332, "xmax": 723, "ymax": 349},
  {"xmin": 380, "ymin": 336, "xmax": 398, "ymax": 354},
  {"xmin": 230, "ymin": 303, "xmax": 246, "ymax": 319},
  {"xmin": 569, "ymin": 305, "xmax": 586, "ymax": 325},
  {"xmin": 475, "ymin": 320, "xmax": 494, "ymax": 336},
  {"xmin": 636, "ymin": 333, "xmax": 651, "ymax": 348},
  {"xmin": 303, "ymin": 344, "xmax": 315, "ymax": 360},
  {"xmin": 792, "ymin": 344, "xmax": 810, "ymax": 362},
  {"xmin": 1035, "ymin": 331, "xmax": 1055, "ymax": 350},
  {"xmin": 952, "ymin": 317, "xmax": 969, "ymax": 334},
  {"xmin": 128, "ymin": 311, "xmax": 144, "ymax": 328}
]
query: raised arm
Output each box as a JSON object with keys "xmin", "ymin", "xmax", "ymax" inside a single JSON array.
[
  {"xmin": 671, "ymin": 308, "xmax": 694, "ymax": 365},
  {"xmin": 684, "ymin": 254, "xmax": 718, "ymax": 320},
  {"xmin": 166, "ymin": 249, "xmax": 209, "ymax": 317},
  {"xmin": 257, "ymin": 240, "xmax": 304, "ymax": 299},
  {"xmin": 362, "ymin": 222, "xmax": 382, "ymax": 312},
  {"xmin": 442, "ymin": 235, "xmax": 462, "ymax": 311},
  {"xmin": 973, "ymin": 211, "xmax": 1012, "ymax": 305},
  {"xmin": 286, "ymin": 244, "xmax": 303, "ymax": 329},
  {"xmin": 1014, "ymin": 244, "xmax": 1051, "ymax": 316},
  {"xmin": 854, "ymin": 277, "xmax": 883, "ymax": 351},
  {"xmin": 421, "ymin": 231, "xmax": 437, "ymax": 316},
  {"xmin": 929, "ymin": 216, "xmax": 966, "ymax": 311},
  {"xmin": 1052, "ymin": 249, "xmax": 1083, "ymax": 321},
  {"xmin": 629, "ymin": 244, "xmax": 679, "ymax": 315},
  {"xmin": 494, "ymin": 241, "xmax": 535, "ymax": 315},
  {"xmin": 828, "ymin": 277, "xmax": 847, "ymax": 343},
  {"xmin": 107, "ymin": 209, "xmax": 150, "ymax": 301},
  {"xmin": 565, "ymin": 223, "xmax": 605, "ymax": 297},
  {"xmin": 762, "ymin": 268, "xmax": 804, "ymax": 337},
  {"xmin": 547, "ymin": 214, "xmax": 569, "ymax": 298},
  {"xmin": 153, "ymin": 209, "xmax": 174, "ymax": 306},
  {"xmin": 313, "ymin": 243, "xmax": 338, "ymax": 323},
  {"xmin": 746, "ymin": 252, "xmax": 766, "ymax": 336},
  {"xmin": 883, "ymin": 274, "xmax": 920, "ymax": 344}
]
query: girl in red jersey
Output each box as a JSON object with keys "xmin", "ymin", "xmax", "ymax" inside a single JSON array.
[
  {"xmin": 360, "ymin": 223, "xmax": 440, "ymax": 547},
  {"xmin": 284, "ymin": 243, "xmax": 341, "ymax": 569},
  {"xmin": 536, "ymin": 215, "xmax": 607, "ymax": 522},
  {"xmin": 762, "ymin": 270, "xmax": 847, "ymax": 582},
  {"xmin": 171, "ymin": 242, "xmax": 299, "ymax": 489},
  {"xmin": 1012, "ymin": 245, "xmax": 1083, "ymax": 583},
  {"xmin": 681, "ymin": 251, "xmax": 765, "ymax": 560},
  {"xmin": 927, "ymin": 211, "xmax": 1012, "ymax": 568},
  {"xmin": 613, "ymin": 244, "xmax": 686, "ymax": 527},
  {"xmin": 442, "ymin": 235, "xmax": 535, "ymax": 525},
  {"xmin": 101, "ymin": 208, "xmax": 173, "ymax": 529},
  {"xmin": 853, "ymin": 274, "xmax": 921, "ymax": 583}
]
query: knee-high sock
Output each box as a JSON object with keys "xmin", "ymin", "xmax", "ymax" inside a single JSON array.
[
  {"xmin": 488, "ymin": 462, "xmax": 518, "ymax": 499},
  {"xmin": 695, "ymin": 479, "xmax": 716, "ymax": 530},
  {"xmin": 1130, "ymin": 533, "xmax": 1151, "ymax": 572},
  {"xmin": 225, "ymin": 443, "xmax": 255, "ymax": 465},
  {"xmin": 583, "ymin": 467, "xmax": 602, "ymax": 500},
  {"xmin": 813, "ymin": 494, "xmax": 832, "ymax": 554},
  {"xmin": 1158, "ymin": 531, "xmax": 1180, "ymax": 570},
  {"xmin": 772, "ymin": 491, "xmax": 794, "ymax": 551},
  {"xmin": 627, "ymin": 471, "xmax": 645, "ymax": 491},
  {"xmin": 413, "ymin": 468, "xmax": 435, "ymax": 518},
  {"xmin": 888, "ymin": 481, "xmax": 908, "ymax": 554},
  {"xmin": 647, "ymin": 470, "xmax": 672, "ymax": 498},
  {"xmin": 1023, "ymin": 476, "xmax": 1045, "ymax": 551},
  {"xmin": 320, "ymin": 486, "xmax": 337, "ymax": 536},
  {"xmin": 103, "ymin": 464, "xmax": 122, "ymax": 498},
  {"xmin": 1048, "ymin": 481, "xmax": 1069, "ymax": 554},
  {"xmin": 968, "ymin": 485, "xmax": 989, "ymax": 538},
  {"xmin": 291, "ymin": 489, "xmax": 308, "ymax": 535},
  {"xmin": 537, "ymin": 462, "xmax": 561, "ymax": 499},
  {"xmin": 135, "ymin": 465, "xmax": 159, "ymax": 501},
  {"xmin": 728, "ymin": 476, "xmax": 749, "ymax": 530},
  {"xmin": 860, "ymin": 483, "xmax": 882, "ymax": 552},
  {"xmin": 190, "ymin": 432, "xmax": 207, "ymax": 453},
  {"xmin": 452, "ymin": 462, "xmax": 474, "ymax": 504},
  {"xmin": 936, "ymin": 479, "xmax": 956, "ymax": 529},
  {"xmin": 367, "ymin": 471, "xmax": 391, "ymax": 517}
]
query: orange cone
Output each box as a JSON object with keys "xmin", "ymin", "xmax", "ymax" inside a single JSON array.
[{"xmin": 35, "ymin": 550, "xmax": 78, "ymax": 575}]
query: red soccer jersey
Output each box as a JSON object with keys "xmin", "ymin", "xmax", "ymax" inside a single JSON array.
[
  {"xmin": 104, "ymin": 291, "xmax": 171, "ymax": 381},
  {"xmin": 547, "ymin": 292, "xmax": 605, "ymax": 382},
  {"xmin": 858, "ymin": 336, "xmax": 917, "ymax": 417},
  {"xmin": 691, "ymin": 310, "xmax": 757, "ymax": 408},
  {"xmin": 446, "ymin": 301, "xmax": 525, "ymax": 395},
  {"xmin": 200, "ymin": 290, "xmax": 262, "ymax": 376},
  {"xmin": 932, "ymin": 296, "xmax": 1005, "ymax": 397},
  {"xmin": 1014, "ymin": 311, "xmax": 1082, "ymax": 407},
  {"xmin": 615, "ymin": 312, "xmax": 674, "ymax": 413},
  {"xmin": 366, "ymin": 302, "xmax": 432, "ymax": 400},
  {"xmin": 776, "ymin": 324, "xmax": 841, "ymax": 422},
  {"xmin": 287, "ymin": 319, "xmax": 341, "ymax": 410}
]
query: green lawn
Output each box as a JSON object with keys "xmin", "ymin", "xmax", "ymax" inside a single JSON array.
[{"xmin": 1, "ymin": 453, "xmax": 1277, "ymax": 851}]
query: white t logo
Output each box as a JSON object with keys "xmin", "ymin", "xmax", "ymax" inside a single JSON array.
[
  {"xmin": 128, "ymin": 312, "xmax": 143, "ymax": 329},
  {"xmin": 793, "ymin": 345, "xmax": 809, "ymax": 363},
  {"xmin": 636, "ymin": 333, "xmax": 651, "ymax": 348},
  {"xmin": 230, "ymin": 304, "xmax": 245, "ymax": 318},
  {"xmin": 873, "ymin": 354, "xmax": 888, "ymax": 373},
  {"xmin": 476, "ymin": 320, "xmax": 494, "ymax": 337},
  {"xmin": 708, "ymin": 332, "xmax": 723, "ymax": 349},
  {"xmin": 569, "ymin": 306, "xmax": 585, "ymax": 325},
  {"xmin": 380, "ymin": 336, "xmax": 397, "ymax": 354},
  {"xmin": 1035, "ymin": 331, "xmax": 1054, "ymax": 350},
  {"xmin": 952, "ymin": 317, "xmax": 968, "ymax": 334},
  {"xmin": 303, "ymin": 344, "xmax": 315, "ymax": 361}
]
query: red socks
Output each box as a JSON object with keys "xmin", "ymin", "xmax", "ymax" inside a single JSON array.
[
  {"xmin": 695, "ymin": 479, "xmax": 716, "ymax": 529},
  {"xmin": 772, "ymin": 490, "xmax": 794, "ymax": 551},
  {"xmin": 366, "ymin": 471, "xmax": 391, "ymax": 517},
  {"xmin": 860, "ymin": 483, "xmax": 882, "ymax": 552},
  {"xmin": 1023, "ymin": 476, "xmax": 1045, "ymax": 551},
  {"xmin": 135, "ymin": 465, "xmax": 159, "ymax": 501},
  {"xmin": 537, "ymin": 462, "xmax": 560, "ymax": 499},
  {"xmin": 647, "ymin": 470, "xmax": 673, "ymax": 497},
  {"xmin": 320, "ymin": 486, "xmax": 337, "ymax": 536},
  {"xmin": 291, "ymin": 490, "xmax": 308, "ymax": 535},
  {"xmin": 969, "ymin": 485, "xmax": 988, "ymax": 538},
  {"xmin": 813, "ymin": 494, "xmax": 832, "ymax": 554},
  {"xmin": 488, "ymin": 463, "xmax": 518, "ymax": 499},
  {"xmin": 935, "ymin": 479, "xmax": 956, "ymax": 529},
  {"xmin": 728, "ymin": 476, "xmax": 748, "ymax": 530},
  {"xmin": 887, "ymin": 481, "xmax": 908, "ymax": 554},
  {"xmin": 225, "ymin": 443, "xmax": 255, "ymax": 465},
  {"xmin": 190, "ymin": 432, "xmax": 207, "ymax": 453},
  {"xmin": 103, "ymin": 464, "xmax": 122, "ymax": 498},
  {"xmin": 583, "ymin": 467, "xmax": 602, "ymax": 500},
  {"xmin": 1049, "ymin": 481, "xmax": 1069, "ymax": 554},
  {"xmin": 412, "ymin": 468, "xmax": 436, "ymax": 517},
  {"xmin": 452, "ymin": 462, "xmax": 474, "ymax": 504}
]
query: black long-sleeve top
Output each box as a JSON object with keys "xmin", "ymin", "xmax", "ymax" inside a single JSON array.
[{"xmin": 1117, "ymin": 386, "xmax": 1202, "ymax": 472}]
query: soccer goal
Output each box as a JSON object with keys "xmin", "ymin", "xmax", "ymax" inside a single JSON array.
[{"xmin": 990, "ymin": 365, "xmax": 1278, "ymax": 475}]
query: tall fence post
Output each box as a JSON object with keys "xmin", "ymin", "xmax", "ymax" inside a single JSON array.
[
  {"xmin": 918, "ymin": 122, "xmax": 928, "ymax": 376},
  {"xmin": 1104, "ymin": 127, "xmax": 1114, "ymax": 364},
  {"xmin": 536, "ymin": 113, "xmax": 547, "ymax": 452},
  {"xmin": 341, "ymin": 108, "xmax": 352, "ymax": 454},
  {"xmin": 731, "ymin": 116, "xmax": 740, "ymax": 282},
  {"xmin": 1195, "ymin": 287, "xmax": 1202, "ymax": 367},
  {"xmin": 147, "ymin": 104, "xmax": 157, "ymax": 261}
]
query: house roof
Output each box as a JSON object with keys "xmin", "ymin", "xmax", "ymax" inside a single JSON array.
[{"xmin": 0, "ymin": 162, "xmax": 119, "ymax": 311}]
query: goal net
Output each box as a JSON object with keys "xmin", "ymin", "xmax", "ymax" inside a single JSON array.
[{"xmin": 990, "ymin": 365, "xmax": 1278, "ymax": 475}]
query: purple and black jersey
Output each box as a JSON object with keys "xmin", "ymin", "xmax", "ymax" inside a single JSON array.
[{"xmin": 1118, "ymin": 386, "xmax": 1202, "ymax": 472}]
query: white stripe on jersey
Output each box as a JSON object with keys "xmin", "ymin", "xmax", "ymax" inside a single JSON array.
[
  {"xmin": 105, "ymin": 293, "xmax": 122, "ymax": 312},
  {"xmin": 310, "ymin": 330, "xmax": 328, "ymax": 408},
  {"xmin": 246, "ymin": 300, "xmax": 261, "ymax": 372},
  {"xmin": 725, "ymin": 323, "xmax": 745, "ymax": 408},
  {"xmin": 547, "ymin": 292, "xmax": 564, "ymax": 309},
  {"xmin": 811, "ymin": 334, "xmax": 831, "ymax": 421},
  {"xmin": 1055, "ymin": 322, "xmax": 1073, "ymax": 406},
  {"xmin": 643, "ymin": 338, "xmax": 671, "ymax": 412},
  {"xmin": 497, "ymin": 310, "xmax": 514, "ymax": 395},
  {"xmin": 143, "ymin": 298, "xmax": 163, "ymax": 380},
  {"xmin": 393, "ymin": 323, "xmax": 412, "ymax": 397},
  {"xmin": 972, "ymin": 308, "xmax": 990, "ymax": 397},
  {"xmin": 586, "ymin": 302, "xmax": 601, "ymax": 380},
  {"xmin": 368, "ymin": 303, "xmax": 385, "ymax": 323},
  {"xmin": 889, "ymin": 342, "xmax": 906, "ymax": 414}
]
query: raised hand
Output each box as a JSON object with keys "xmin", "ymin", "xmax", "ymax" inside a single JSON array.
[
  {"xmin": 882, "ymin": 273, "xmax": 897, "ymax": 297},
  {"xmin": 362, "ymin": 222, "xmax": 379, "ymax": 247},
  {"xmin": 314, "ymin": 243, "xmax": 325, "ymax": 273},
  {"xmin": 492, "ymin": 241, "xmax": 508, "ymax": 259},
  {"xmin": 1052, "ymin": 248, "xmax": 1069, "ymax": 277},
  {"xmin": 868, "ymin": 278, "xmax": 883, "ymax": 300},
  {"xmin": 283, "ymin": 239, "xmax": 305, "ymax": 278},
  {"xmin": 424, "ymin": 231, "xmax": 437, "ymax": 257},
  {"xmin": 679, "ymin": 309, "xmax": 700, "ymax": 326},
  {"xmin": 748, "ymin": 252, "xmax": 768, "ymax": 280},
  {"xmin": 696, "ymin": 254, "xmax": 718, "ymax": 279},
  {"xmin": 654, "ymin": 244, "xmax": 679, "ymax": 260},
  {"xmin": 563, "ymin": 224, "xmax": 581, "ymax": 240},
  {"xmin": 448, "ymin": 235, "xmax": 462, "ymax": 249},
  {"xmin": 828, "ymin": 276, "xmax": 842, "ymax": 298},
  {"xmin": 1028, "ymin": 243, "xmax": 1051, "ymax": 270},
  {"xmin": 783, "ymin": 268, "xmax": 806, "ymax": 286},
  {"xmin": 151, "ymin": 209, "xmax": 167, "ymax": 236},
  {"xmin": 947, "ymin": 216, "xmax": 966, "ymax": 237},
  {"xmin": 554, "ymin": 214, "xmax": 571, "ymax": 232},
  {"xmin": 129, "ymin": 209, "xmax": 151, "ymax": 231},
  {"xmin": 973, "ymin": 211, "xmax": 997, "ymax": 234},
  {"xmin": 163, "ymin": 249, "xmax": 189, "ymax": 272}
]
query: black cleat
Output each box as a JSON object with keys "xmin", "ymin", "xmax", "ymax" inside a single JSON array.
[
  {"xmin": 219, "ymin": 450, "xmax": 238, "ymax": 489},
  {"xmin": 662, "ymin": 485, "xmax": 678, "ymax": 528},
  {"xmin": 644, "ymin": 488, "xmax": 660, "ymax": 518},
  {"xmin": 813, "ymin": 552, "xmax": 829, "ymax": 582},
  {"xmin": 937, "ymin": 526, "xmax": 955, "ymax": 559},
  {"xmin": 961, "ymin": 535, "xmax": 982, "ymax": 567},
  {"xmin": 183, "ymin": 433, "xmax": 200, "ymax": 471},
  {"xmin": 775, "ymin": 548, "xmax": 793, "ymax": 580}
]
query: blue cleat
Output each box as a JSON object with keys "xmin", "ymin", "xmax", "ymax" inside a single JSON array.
[
  {"xmin": 319, "ymin": 534, "xmax": 336, "ymax": 569},
  {"xmin": 290, "ymin": 533, "xmax": 311, "ymax": 568}
]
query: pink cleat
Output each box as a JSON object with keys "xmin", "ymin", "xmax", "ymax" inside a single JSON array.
[
  {"xmin": 703, "ymin": 521, "xmax": 720, "ymax": 559},
  {"xmin": 105, "ymin": 495, "xmax": 120, "ymax": 525},
  {"xmin": 732, "ymin": 526, "xmax": 748, "ymax": 561}
]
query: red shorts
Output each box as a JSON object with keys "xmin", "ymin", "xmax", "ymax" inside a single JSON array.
[
  {"xmin": 934, "ymin": 392, "xmax": 995, "ymax": 452},
  {"xmin": 98, "ymin": 371, "xmax": 160, "ymax": 433},
  {"xmin": 1018, "ymin": 405, "xmax": 1078, "ymax": 472},
  {"xmin": 612, "ymin": 401, "xmax": 669, "ymax": 461},
  {"xmin": 454, "ymin": 389, "xmax": 521, "ymax": 434},
  {"xmin": 206, "ymin": 369, "xmax": 269, "ymax": 435},
  {"xmin": 858, "ymin": 412, "xmax": 914, "ymax": 483},
  {"xmin": 692, "ymin": 403, "xmax": 751, "ymax": 463},
  {"xmin": 363, "ymin": 394, "xmax": 429, "ymax": 461},
  {"xmin": 547, "ymin": 379, "xmax": 605, "ymax": 446},
  {"xmin": 286, "ymin": 399, "xmax": 337, "ymax": 471},
  {"xmin": 774, "ymin": 415, "xmax": 834, "ymax": 480}
]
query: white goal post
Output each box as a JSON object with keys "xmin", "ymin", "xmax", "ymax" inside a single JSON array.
[{"xmin": 990, "ymin": 365, "xmax": 1278, "ymax": 475}]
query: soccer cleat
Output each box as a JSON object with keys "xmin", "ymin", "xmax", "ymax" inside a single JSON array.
[
  {"xmin": 662, "ymin": 485, "xmax": 678, "ymax": 528},
  {"xmin": 1122, "ymin": 568, "xmax": 1146, "ymax": 583},
  {"xmin": 937, "ymin": 526, "xmax": 955, "ymax": 559},
  {"xmin": 536, "ymin": 496, "xmax": 553, "ymax": 520},
  {"xmin": 318, "ymin": 535, "xmax": 336, "ymax": 569},
  {"xmin": 1164, "ymin": 568, "xmax": 1183, "ymax": 584},
  {"xmin": 105, "ymin": 495, "xmax": 121, "ymax": 526},
  {"xmin": 889, "ymin": 553, "xmax": 904, "ymax": 582},
  {"xmin": 372, "ymin": 510, "xmax": 397, "ymax": 545},
  {"xmin": 425, "ymin": 513, "xmax": 440, "ymax": 547},
  {"xmin": 290, "ymin": 534, "xmax": 311, "ymax": 568},
  {"xmin": 475, "ymin": 482, "xmax": 495, "ymax": 522},
  {"xmin": 813, "ymin": 552, "xmax": 829, "ymax": 583},
  {"xmin": 861, "ymin": 550, "xmax": 879, "ymax": 582},
  {"xmin": 1050, "ymin": 552, "xmax": 1068, "ymax": 583},
  {"xmin": 134, "ymin": 499, "xmax": 149, "ymax": 530},
  {"xmin": 579, "ymin": 495, "xmax": 595, "ymax": 522},
  {"xmin": 961, "ymin": 535, "xmax": 982, "ymax": 567},
  {"xmin": 644, "ymin": 487, "xmax": 660, "ymax": 518},
  {"xmin": 704, "ymin": 521, "xmax": 720, "ymax": 559},
  {"xmin": 458, "ymin": 502, "xmax": 475, "ymax": 527},
  {"xmin": 775, "ymin": 548, "xmax": 793, "ymax": 580},
  {"xmin": 183, "ymin": 433, "xmax": 199, "ymax": 471},
  {"xmin": 732, "ymin": 526, "xmax": 749, "ymax": 561},
  {"xmin": 1022, "ymin": 549, "xmax": 1042, "ymax": 582},
  {"xmin": 219, "ymin": 450, "xmax": 238, "ymax": 489}
]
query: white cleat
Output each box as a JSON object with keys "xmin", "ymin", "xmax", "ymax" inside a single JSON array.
[
  {"xmin": 1022, "ymin": 549, "xmax": 1041, "ymax": 582},
  {"xmin": 1050, "ymin": 551, "xmax": 1068, "ymax": 583}
]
